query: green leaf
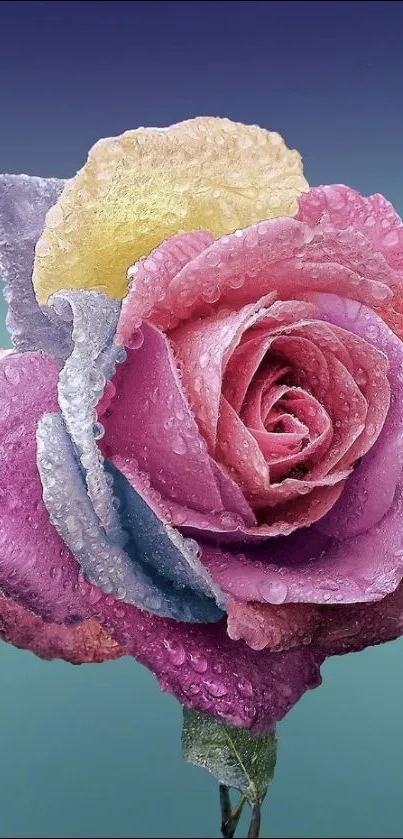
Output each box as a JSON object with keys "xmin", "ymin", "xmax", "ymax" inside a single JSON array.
[{"xmin": 182, "ymin": 709, "xmax": 277, "ymax": 805}]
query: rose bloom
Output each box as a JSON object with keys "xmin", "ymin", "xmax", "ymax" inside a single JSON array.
[{"xmin": 1, "ymin": 117, "xmax": 403, "ymax": 733}]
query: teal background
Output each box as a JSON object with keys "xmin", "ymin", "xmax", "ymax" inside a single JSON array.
[{"xmin": 1, "ymin": 1, "xmax": 403, "ymax": 836}]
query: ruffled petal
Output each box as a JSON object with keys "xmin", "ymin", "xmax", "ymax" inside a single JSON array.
[
  {"xmin": 32, "ymin": 117, "xmax": 307, "ymax": 304},
  {"xmin": 0, "ymin": 174, "xmax": 72, "ymax": 362},
  {"xmin": 0, "ymin": 590, "xmax": 123, "ymax": 664},
  {"xmin": 227, "ymin": 599, "xmax": 319, "ymax": 652},
  {"xmin": 53, "ymin": 289, "xmax": 124, "ymax": 544},
  {"xmin": 142, "ymin": 218, "xmax": 395, "ymax": 330}
]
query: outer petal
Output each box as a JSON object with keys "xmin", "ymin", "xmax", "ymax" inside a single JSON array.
[
  {"xmin": 0, "ymin": 591, "xmax": 123, "ymax": 664},
  {"xmin": 140, "ymin": 218, "xmax": 395, "ymax": 331},
  {"xmin": 312, "ymin": 581, "xmax": 403, "ymax": 655},
  {"xmin": 0, "ymin": 351, "xmax": 95, "ymax": 622},
  {"xmin": 32, "ymin": 117, "xmax": 308, "ymax": 304},
  {"xmin": 117, "ymin": 231, "xmax": 214, "ymax": 339},
  {"xmin": 297, "ymin": 184, "xmax": 403, "ymax": 273},
  {"xmin": 53, "ymin": 289, "xmax": 125, "ymax": 543},
  {"xmin": 0, "ymin": 174, "xmax": 72, "ymax": 362}
]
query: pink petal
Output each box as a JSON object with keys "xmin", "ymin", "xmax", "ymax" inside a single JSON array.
[
  {"xmin": 227, "ymin": 599, "xmax": 319, "ymax": 652},
  {"xmin": 146, "ymin": 218, "xmax": 394, "ymax": 330},
  {"xmin": 314, "ymin": 295, "xmax": 403, "ymax": 537},
  {"xmin": 101, "ymin": 323, "xmax": 225, "ymax": 514},
  {"xmin": 116, "ymin": 231, "xmax": 214, "ymax": 341},
  {"xmin": 170, "ymin": 293, "xmax": 275, "ymax": 450},
  {"xmin": 216, "ymin": 397, "xmax": 271, "ymax": 505},
  {"xmin": 297, "ymin": 184, "xmax": 403, "ymax": 273}
]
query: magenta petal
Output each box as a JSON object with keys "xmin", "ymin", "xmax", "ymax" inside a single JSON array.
[
  {"xmin": 0, "ymin": 351, "xmax": 94, "ymax": 622},
  {"xmin": 312, "ymin": 581, "xmax": 403, "ymax": 655},
  {"xmin": 0, "ymin": 349, "xmax": 322, "ymax": 729},
  {"xmin": 106, "ymin": 612, "xmax": 323, "ymax": 734},
  {"xmin": 102, "ymin": 323, "xmax": 226, "ymax": 515}
]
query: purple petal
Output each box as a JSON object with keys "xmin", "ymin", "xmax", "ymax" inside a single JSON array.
[{"xmin": 0, "ymin": 174, "xmax": 72, "ymax": 362}]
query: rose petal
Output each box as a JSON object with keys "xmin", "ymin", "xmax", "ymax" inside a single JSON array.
[
  {"xmin": 312, "ymin": 581, "xmax": 403, "ymax": 655},
  {"xmin": 297, "ymin": 184, "xmax": 403, "ymax": 273},
  {"xmin": 227, "ymin": 599, "xmax": 319, "ymax": 652},
  {"xmin": 0, "ymin": 174, "xmax": 72, "ymax": 362},
  {"xmin": 170, "ymin": 293, "xmax": 276, "ymax": 449},
  {"xmin": 147, "ymin": 218, "xmax": 394, "ymax": 330},
  {"xmin": 53, "ymin": 289, "xmax": 125, "ymax": 544},
  {"xmin": 311, "ymin": 295, "xmax": 401, "ymax": 537},
  {"xmin": 37, "ymin": 412, "xmax": 223, "ymax": 622},
  {"xmin": 117, "ymin": 231, "xmax": 214, "ymax": 338},
  {"xmin": 101, "ymin": 323, "xmax": 226, "ymax": 515},
  {"xmin": 202, "ymin": 474, "xmax": 403, "ymax": 605},
  {"xmin": 108, "ymin": 613, "xmax": 323, "ymax": 734},
  {"xmin": 0, "ymin": 347, "xmax": 323, "ymax": 731},
  {"xmin": 33, "ymin": 118, "xmax": 307, "ymax": 304},
  {"xmin": 0, "ymin": 589, "xmax": 123, "ymax": 664},
  {"xmin": 0, "ymin": 351, "xmax": 94, "ymax": 622}
]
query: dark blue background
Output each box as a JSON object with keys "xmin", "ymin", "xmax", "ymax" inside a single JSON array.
[{"xmin": 1, "ymin": 2, "xmax": 403, "ymax": 836}]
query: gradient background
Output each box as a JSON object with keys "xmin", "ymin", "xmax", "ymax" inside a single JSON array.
[{"xmin": 1, "ymin": 2, "xmax": 403, "ymax": 837}]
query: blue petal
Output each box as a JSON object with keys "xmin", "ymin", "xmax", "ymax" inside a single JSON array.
[
  {"xmin": 107, "ymin": 460, "xmax": 226, "ymax": 609},
  {"xmin": 0, "ymin": 174, "xmax": 72, "ymax": 362},
  {"xmin": 37, "ymin": 413, "xmax": 223, "ymax": 623}
]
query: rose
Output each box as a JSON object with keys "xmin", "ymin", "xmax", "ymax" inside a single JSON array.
[{"xmin": 1, "ymin": 118, "xmax": 402, "ymax": 734}]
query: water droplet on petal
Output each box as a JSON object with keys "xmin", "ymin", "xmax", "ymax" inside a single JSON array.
[
  {"xmin": 259, "ymin": 579, "xmax": 288, "ymax": 604},
  {"xmin": 190, "ymin": 652, "xmax": 208, "ymax": 673},
  {"xmin": 163, "ymin": 640, "xmax": 186, "ymax": 666},
  {"xmin": 205, "ymin": 679, "xmax": 228, "ymax": 698}
]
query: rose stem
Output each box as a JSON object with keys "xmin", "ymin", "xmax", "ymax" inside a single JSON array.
[
  {"xmin": 219, "ymin": 784, "xmax": 246, "ymax": 838},
  {"xmin": 247, "ymin": 803, "xmax": 261, "ymax": 839}
]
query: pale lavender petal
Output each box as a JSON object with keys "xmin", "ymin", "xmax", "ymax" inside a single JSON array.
[
  {"xmin": 52, "ymin": 289, "xmax": 125, "ymax": 544},
  {"xmin": 0, "ymin": 174, "xmax": 72, "ymax": 361}
]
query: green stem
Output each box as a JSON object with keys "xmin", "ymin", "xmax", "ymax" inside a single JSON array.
[
  {"xmin": 247, "ymin": 803, "xmax": 261, "ymax": 839},
  {"xmin": 219, "ymin": 785, "xmax": 247, "ymax": 838}
]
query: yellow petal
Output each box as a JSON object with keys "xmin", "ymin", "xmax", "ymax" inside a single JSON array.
[{"xmin": 33, "ymin": 117, "xmax": 308, "ymax": 304}]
